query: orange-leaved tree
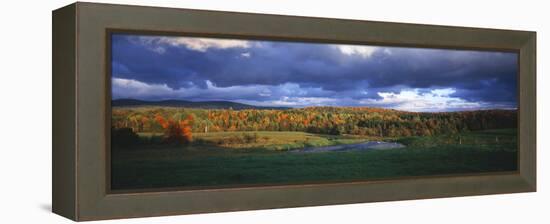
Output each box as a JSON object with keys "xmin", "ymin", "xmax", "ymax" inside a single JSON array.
[{"xmin": 155, "ymin": 113, "xmax": 194, "ymax": 144}]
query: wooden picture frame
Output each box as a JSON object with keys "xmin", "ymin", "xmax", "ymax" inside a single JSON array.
[{"xmin": 53, "ymin": 2, "xmax": 536, "ymax": 221}]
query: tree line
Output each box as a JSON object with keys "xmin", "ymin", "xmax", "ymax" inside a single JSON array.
[{"xmin": 112, "ymin": 106, "xmax": 517, "ymax": 139}]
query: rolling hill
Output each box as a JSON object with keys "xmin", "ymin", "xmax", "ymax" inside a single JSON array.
[{"xmin": 112, "ymin": 99, "xmax": 290, "ymax": 110}]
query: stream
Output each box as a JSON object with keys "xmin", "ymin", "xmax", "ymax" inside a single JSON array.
[{"xmin": 291, "ymin": 141, "xmax": 405, "ymax": 153}]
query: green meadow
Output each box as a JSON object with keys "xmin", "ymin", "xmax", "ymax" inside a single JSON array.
[{"xmin": 111, "ymin": 129, "xmax": 517, "ymax": 190}]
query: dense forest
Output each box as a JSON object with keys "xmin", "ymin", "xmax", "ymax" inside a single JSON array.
[{"xmin": 112, "ymin": 106, "xmax": 517, "ymax": 142}]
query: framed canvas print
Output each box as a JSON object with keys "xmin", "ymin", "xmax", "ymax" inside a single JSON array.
[{"xmin": 52, "ymin": 2, "xmax": 536, "ymax": 221}]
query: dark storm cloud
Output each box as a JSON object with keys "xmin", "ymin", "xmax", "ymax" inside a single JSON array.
[{"xmin": 111, "ymin": 34, "xmax": 518, "ymax": 110}]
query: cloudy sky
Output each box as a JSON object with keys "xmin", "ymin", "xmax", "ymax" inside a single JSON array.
[{"xmin": 111, "ymin": 34, "xmax": 518, "ymax": 112}]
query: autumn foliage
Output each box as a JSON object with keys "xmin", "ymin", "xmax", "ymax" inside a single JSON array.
[
  {"xmin": 154, "ymin": 114, "xmax": 194, "ymax": 144},
  {"xmin": 112, "ymin": 107, "xmax": 517, "ymax": 138}
]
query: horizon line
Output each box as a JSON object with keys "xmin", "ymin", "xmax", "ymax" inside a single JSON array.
[{"xmin": 112, "ymin": 98, "xmax": 518, "ymax": 113}]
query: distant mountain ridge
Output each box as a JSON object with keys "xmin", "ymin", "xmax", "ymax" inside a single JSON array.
[{"xmin": 112, "ymin": 99, "xmax": 290, "ymax": 110}]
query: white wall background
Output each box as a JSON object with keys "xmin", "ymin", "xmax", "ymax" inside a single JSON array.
[{"xmin": 0, "ymin": 0, "xmax": 547, "ymax": 223}]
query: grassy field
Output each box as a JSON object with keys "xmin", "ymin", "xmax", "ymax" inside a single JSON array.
[
  {"xmin": 138, "ymin": 131, "xmax": 373, "ymax": 151},
  {"xmin": 111, "ymin": 129, "xmax": 518, "ymax": 190}
]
